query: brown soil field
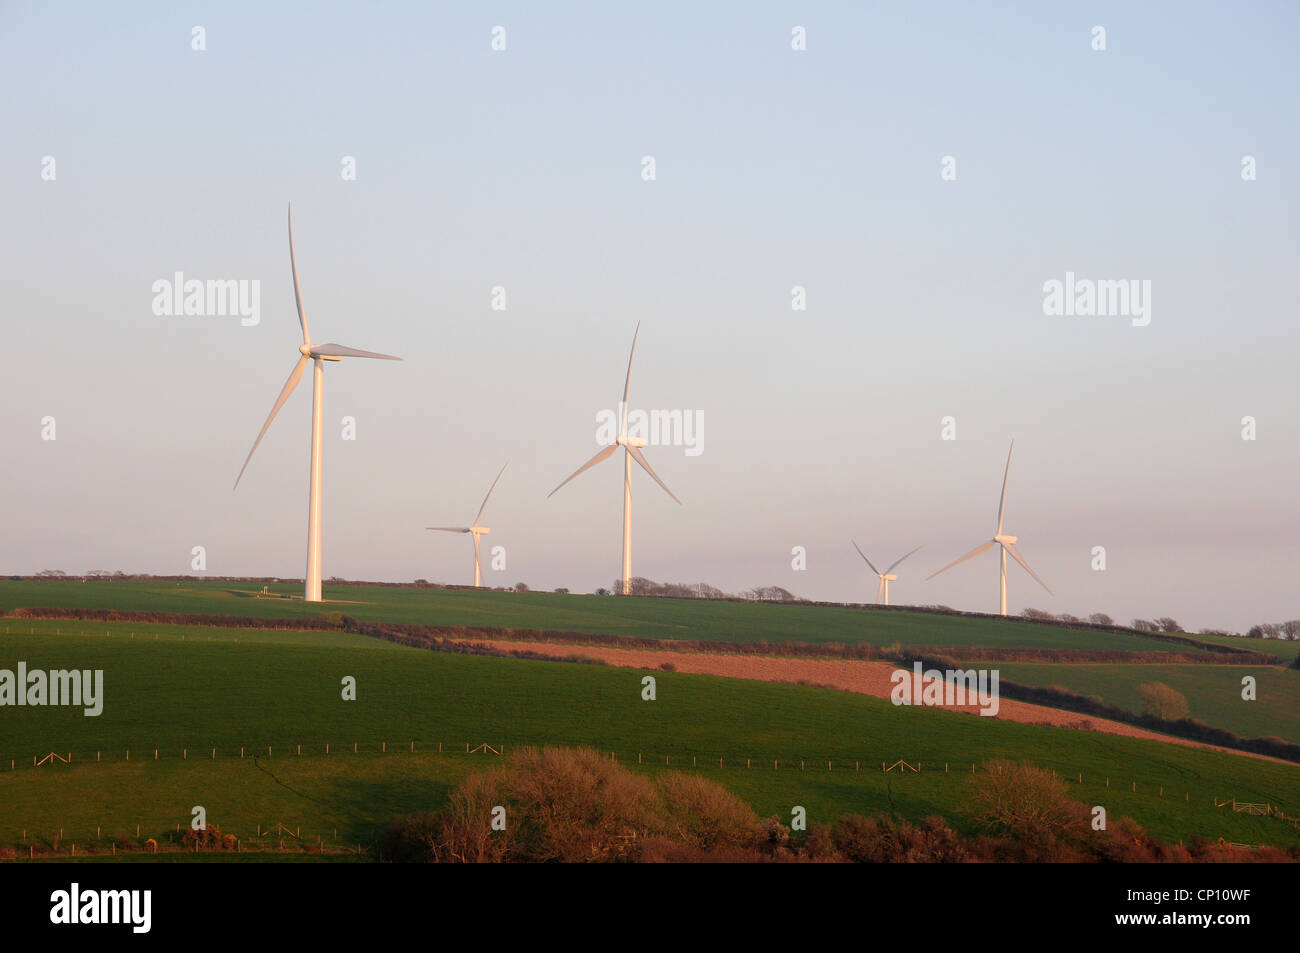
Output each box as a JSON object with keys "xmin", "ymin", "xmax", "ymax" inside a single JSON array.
[{"xmin": 473, "ymin": 638, "xmax": 1288, "ymax": 764}]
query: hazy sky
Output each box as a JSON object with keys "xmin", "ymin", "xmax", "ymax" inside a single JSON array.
[{"xmin": 2, "ymin": 2, "xmax": 1296, "ymax": 632}]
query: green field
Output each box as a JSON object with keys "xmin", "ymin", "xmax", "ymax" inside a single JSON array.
[
  {"xmin": 0, "ymin": 579, "xmax": 1210, "ymax": 654},
  {"xmin": 997, "ymin": 662, "xmax": 1300, "ymax": 744},
  {"xmin": 1187, "ymin": 632, "xmax": 1300, "ymax": 660},
  {"xmin": 1, "ymin": 623, "xmax": 1297, "ymax": 853}
]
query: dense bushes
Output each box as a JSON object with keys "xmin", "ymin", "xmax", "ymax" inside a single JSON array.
[{"xmin": 382, "ymin": 750, "xmax": 1298, "ymax": 863}]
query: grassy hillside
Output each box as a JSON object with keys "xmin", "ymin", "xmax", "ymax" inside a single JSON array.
[
  {"xmin": 996, "ymin": 662, "xmax": 1300, "ymax": 745},
  {"xmin": 1187, "ymin": 632, "xmax": 1300, "ymax": 660},
  {"xmin": 1, "ymin": 624, "xmax": 1296, "ymax": 851},
  {"xmin": 0, "ymin": 579, "xmax": 1203, "ymax": 654}
]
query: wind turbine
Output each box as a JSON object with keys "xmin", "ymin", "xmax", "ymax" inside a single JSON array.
[
  {"xmin": 428, "ymin": 462, "xmax": 508, "ymax": 587},
  {"xmin": 234, "ymin": 204, "xmax": 402, "ymax": 603},
  {"xmin": 548, "ymin": 322, "xmax": 681, "ymax": 595},
  {"xmin": 926, "ymin": 440, "xmax": 1052, "ymax": 616},
  {"xmin": 851, "ymin": 541, "xmax": 922, "ymax": 606}
]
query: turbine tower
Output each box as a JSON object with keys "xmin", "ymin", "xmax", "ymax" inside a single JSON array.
[
  {"xmin": 428, "ymin": 462, "xmax": 508, "ymax": 587},
  {"xmin": 851, "ymin": 541, "xmax": 922, "ymax": 606},
  {"xmin": 234, "ymin": 204, "xmax": 402, "ymax": 603},
  {"xmin": 926, "ymin": 440, "xmax": 1052, "ymax": 616},
  {"xmin": 548, "ymin": 322, "xmax": 681, "ymax": 595}
]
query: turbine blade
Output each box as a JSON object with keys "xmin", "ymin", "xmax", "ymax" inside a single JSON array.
[
  {"xmin": 427, "ymin": 527, "xmax": 471, "ymax": 533},
  {"xmin": 309, "ymin": 343, "xmax": 402, "ymax": 360},
  {"xmin": 850, "ymin": 540, "xmax": 880, "ymax": 575},
  {"xmin": 548, "ymin": 444, "xmax": 619, "ymax": 498},
  {"xmin": 627, "ymin": 446, "xmax": 681, "ymax": 504},
  {"xmin": 288, "ymin": 203, "xmax": 310, "ymax": 347},
  {"xmin": 876, "ymin": 578, "xmax": 884, "ymax": 602},
  {"xmin": 1005, "ymin": 542, "xmax": 1053, "ymax": 595},
  {"xmin": 622, "ymin": 321, "xmax": 641, "ymax": 408},
  {"xmin": 925, "ymin": 540, "xmax": 996, "ymax": 580},
  {"xmin": 997, "ymin": 439, "xmax": 1014, "ymax": 535},
  {"xmin": 234, "ymin": 355, "xmax": 308, "ymax": 489},
  {"xmin": 885, "ymin": 544, "xmax": 925, "ymax": 576},
  {"xmin": 473, "ymin": 462, "xmax": 509, "ymax": 526}
]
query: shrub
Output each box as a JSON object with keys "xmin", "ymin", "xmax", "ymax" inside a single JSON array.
[
  {"xmin": 833, "ymin": 813, "xmax": 967, "ymax": 863},
  {"xmin": 1137, "ymin": 681, "xmax": 1189, "ymax": 720},
  {"xmin": 659, "ymin": 661, "xmax": 676, "ymax": 671},
  {"xmin": 969, "ymin": 760, "xmax": 1089, "ymax": 859},
  {"xmin": 381, "ymin": 811, "xmax": 444, "ymax": 863},
  {"xmin": 423, "ymin": 747, "xmax": 659, "ymax": 863},
  {"xmin": 758, "ymin": 815, "xmax": 791, "ymax": 848},
  {"xmin": 655, "ymin": 773, "xmax": 759, "ymax": 851}
]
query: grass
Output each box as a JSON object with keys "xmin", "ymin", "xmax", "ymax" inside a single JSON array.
[
  {"xmin": 1187, "ymin": 632, "xmax": 1300, "ymax": 660},
  {"xmin": 1, "ymin": 625, "xmax": 1297, "ymax": 852},
  {"xmin": 996, "ymin": 662, "xmax": 1300, "ymax": 745},
  {"xmin": 0, "ymin": 579, "xmax": 1204, "ymax": 654}
]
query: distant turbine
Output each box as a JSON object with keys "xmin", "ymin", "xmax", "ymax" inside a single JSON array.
[
  {"xmin": 926, "ymin": 440, "xmax": 1052, "ymax": 616},
  {"xmin": 548, "ymin": 322, "xmax": 681, "ymax": 595},
  {"xmin": 851, "ymin": 541, "xmax": 923, "ymax": 606},
  {"xmin": 428, "ymin": 462, "xmax": 508, "ymax": 588},
  {"xmin": 234, "ymin": 204, "xmax": 402, "ymax": 603}
]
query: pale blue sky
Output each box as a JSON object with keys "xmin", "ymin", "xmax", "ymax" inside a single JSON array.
[{"xmin": 2, "ymin": 2, "xmax": 1296, "ymax": 631}]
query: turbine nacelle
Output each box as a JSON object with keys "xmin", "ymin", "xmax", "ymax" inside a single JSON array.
[
  {"xmin": 881, "ymin": 573, "xmax": 898, "ymax": 581},
  {"xmin": 618, "ymin": 434, "xmax": 648, "ymax": 449},
  {"xmin": 994, "ymin": 534, "xmax": 1018, "ymax": 545},
  {"xmin": 470, "ymin": 526, "xmax": 490, "ymax": 536}
]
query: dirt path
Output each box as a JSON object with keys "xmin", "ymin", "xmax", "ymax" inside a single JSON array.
[{"xmin": 475, "ymin": 638, "xmax": 1288, "ymax": 764}]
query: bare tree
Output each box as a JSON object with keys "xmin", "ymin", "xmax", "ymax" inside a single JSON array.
[
  {"xmin": 1154, "ymin": 616, "xmax": 1184, "ymax": 633},
  {"xmin": 1088, "ymin": 612, "xmax": 1114, "ymax": 626}
]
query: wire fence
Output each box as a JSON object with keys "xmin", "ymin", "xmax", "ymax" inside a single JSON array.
[{"xmin": 3, "ymin": 739, "xmax": 1293, "ymax": 859}]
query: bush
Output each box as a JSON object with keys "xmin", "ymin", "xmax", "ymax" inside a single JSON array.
[
  {"xmin": 969, "ymin": 760, "xmax": 1089, "ymax": 859},
  {"xmin": 427, "ymin": 747, "xmax": 659, "ymax": 863},
  {"xmin": 1137, "ymin": 681, "xmax": 1189, "ymax": 720},
  {"xmin": 833, "ymin": 814, "xmax": 967, "ymax": 863},
  {"xmin": 654, "ymin": 773, "xmax": 759, "ymax": 851},
  {"xmin": 180, "ymin": 825, "xmax": 229, "ymax": 850},
  {"xmin": 381, "ymin": 811, "xmax": 444, "ymax": 863}
]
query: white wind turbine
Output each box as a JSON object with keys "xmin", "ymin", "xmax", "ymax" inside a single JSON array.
[
  {"xmin": 548, "ymin": 322, "xmax": 681, "ymax": 595},
  {"xmin": 428, "ymin": 462, "xmax": 508, "ymax": 587},
  {"xmin": 926, "ymin": 440, "xmax": 1052, "ymax": 616},
  {"xmin": 851, "ymin": 541, "xmax": 922, "ymax": 606},
  {"xmin": 234, "ymin": 204, "xmax": 402, "ymax": 603}
]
